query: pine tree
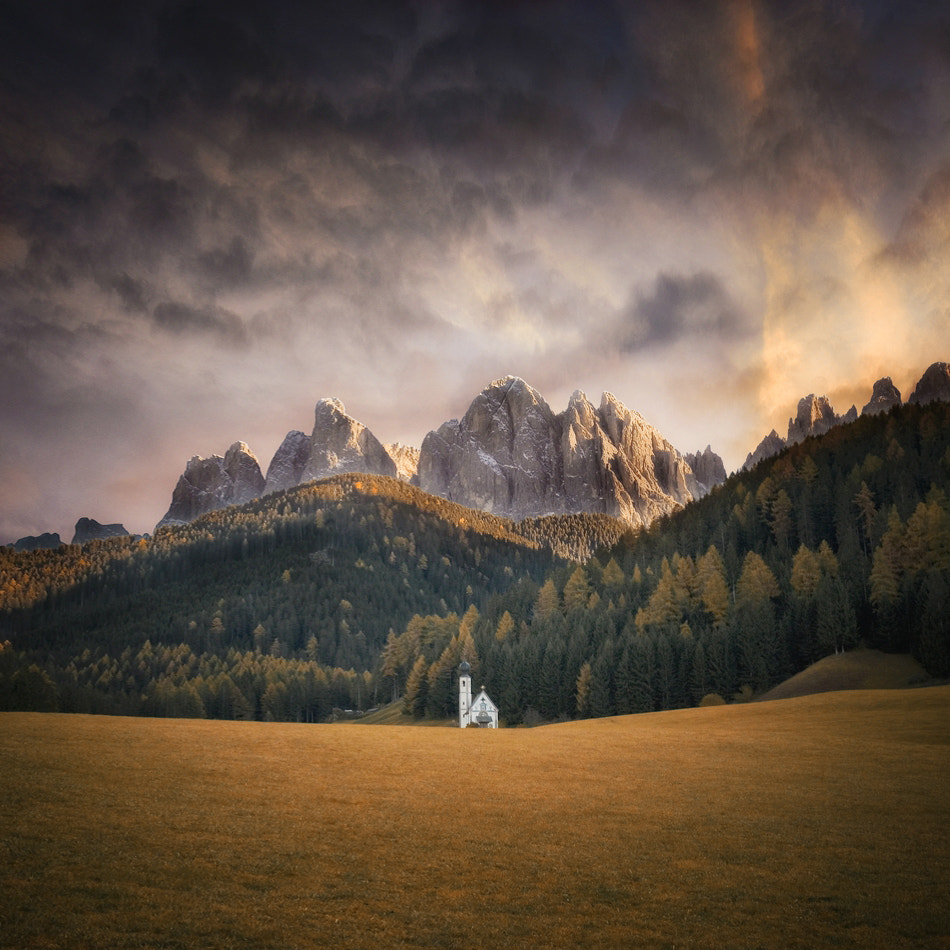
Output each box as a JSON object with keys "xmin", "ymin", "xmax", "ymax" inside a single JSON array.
[
  {"xmin": 815, "ymin": 576, "xmax": 858, "ymax": 656},
  {"xmin": 588, "ymin": 641, "xmax": 614, "ymax": 718},
  {"xmin": 534, "ymin": 579, "xmax": 560, "ymax": 619},
  {"xmin": 734, "ymin": 552, "xmax": 781, "ymax": 691},
  {"xmin": 689, "ymin": 641, "xmax": 709, "ymax": 704},
  {"xmin": 563, "ymin": 566, "xmax": 592, "ymax": 613},
  {"xmin": 770, "ymin": 489, "xmax": 794, "ymax": 551},
  {"xmin": 495, "ymin": 611, "xmax": 515, "ymax": 642},
  {"xmin": 629, "ymin": 635, "xmax": 656, "ymax": 712},
  {"xmin": 402, "ymin": 655, "xmax": 429, "ymax": 718},
  {"xmin": 538, "ymin": 637, "xmax": 566, "ymax": 719},
  {"xmin": 869, "ymin": 508, "xmax": 904, "ymax": 607},
  {"xmin": 575, "ymin": 661, "xmax": 592, "ymax": 718},
  {"xmin": 601, "ymin": 557, "xmax": 624, "ymax": 588},
  {"xmin": 790, "ymin": 546, "xmax": 821, "ymax": 597},
  {"xmin": 697, "ymin": 545, "xmax": 729, "ymax": 626},
  {"xmin": 853, "ymin": 481, "xmax": 877, "ymax": 555}
]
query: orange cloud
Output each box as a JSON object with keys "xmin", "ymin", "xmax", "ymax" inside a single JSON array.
[{"xmin": 731, "ymin": 0, "xmax": 765, "ymax": 107}]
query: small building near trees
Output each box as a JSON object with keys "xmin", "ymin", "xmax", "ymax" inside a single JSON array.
[{"xmin": 458, "ymin": 661, "xmax": 499, "ymax": 728}]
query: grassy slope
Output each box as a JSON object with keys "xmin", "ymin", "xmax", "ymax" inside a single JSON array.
[
  {"xmin": 758, "ymin": 648, "xmax": 934, "ymax": 702},
  {"xmin": 2, "ymin": 690, "xmax": 949, "ymax": 949},
  {"xmin": 351, "ymin": 703, "xmax": 452, "ymax": 726}
]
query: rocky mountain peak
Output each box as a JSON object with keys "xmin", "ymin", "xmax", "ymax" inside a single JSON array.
[
  {"xmin": 909, "ymin": 361, "xmax": 950, "ymax": 405},
  {"xmin": 314, "ymin": 396, "xmax": 348, "ymax": 421},
  {"xmin": 71, "ymin": 518, "xmax": 129, "ymax": 545},
  {"xmin": 263, "ymin": 430, "xmax": 311, "ymax": 495},
  {"xmin": 743, "ymin": 362, "xmax": 948, "ymax": 473},
  {"xmin": 418, "ymin": 379, "xmax": 723, "ymax": 528},
  {"xmin": 564, "ymin": 389, "xmax": 597, "ymax": 429},
  {"xmin": 302, "ymin": 398, "xmax": 396, "ymax": 482},
  {"xmin": 685, "ymin": 446, "xmax": 728, "ymax": 493},
  {"xmin": 787, "ymin": 394, "xmax": 839, "ymax": 445},
  {"xmin": 157, "ymin": 443, "xmax": 265, "ymax": 529},
  {"xmin": 862, "ymin": 377, "xmax": 901, "ymax": 416},
  {"xmin": 386, "ymin": 443, "xmax": 420, "ymax": 482},
  {"xmin": 10, "ymin": 533, "xmax": 62, "ymax": 551},
  {"xmin": 224, "ymin": 442, "xmax": 266, "ymax": 505},
  {"xmin": 424, "ymin": 376, "xmax": 562, "ymax": 516},
  {"xmin": 743, "ymin": 429, "xmax": 786, "ymax": 471}
]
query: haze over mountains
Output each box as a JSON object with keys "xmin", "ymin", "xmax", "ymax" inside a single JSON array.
[
  {"xmin": 9, "ymin": 362, "xmax": 950, "ymax": 550},
  {"xmin": 743, "ymin": 362, "xmax": 950, "ymax": 471}
]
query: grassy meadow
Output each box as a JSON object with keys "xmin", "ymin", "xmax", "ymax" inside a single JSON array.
[{"xmin": 2, "ymin": 689, "xmax": 949, "ymax": 949}]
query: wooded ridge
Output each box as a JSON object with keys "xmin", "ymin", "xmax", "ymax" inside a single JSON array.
[{"xmin": 1, "ymin": 400, "xmax": 948, "ymax": 722}]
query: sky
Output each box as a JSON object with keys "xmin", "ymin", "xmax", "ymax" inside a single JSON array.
[{"xmin": 2, "ymin": 0, "xmax": 950, "ymax": 543}]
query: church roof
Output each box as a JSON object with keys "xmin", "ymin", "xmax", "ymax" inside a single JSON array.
[{"xmin": 470, "ymin": 688, "xmax": 498, "ymax": 712}]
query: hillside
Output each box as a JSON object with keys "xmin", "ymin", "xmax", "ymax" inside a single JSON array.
[
  {"xmin": 758, "ymin": 649, "xmax": 934, "ymax": 702},
  {"xmin": 2, "ymin": 690, "xmax": 949, "ymax": 948},
  {"xmin": 408, "ymin": 397, "xmax": 950, "ymax": 724},
  {"xmin": 0, "ymin": 474, "xmax": 629, "ymax": 719},
  {"xmin": 1, "ymin": 400, "xmax": 949, "ymax": 725}
]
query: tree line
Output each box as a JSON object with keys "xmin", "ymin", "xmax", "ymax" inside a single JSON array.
[
  {"xmin": 1, "ymin": 402, "xmax": 948, "ymax": 723},
  {"xmin": 389, "ymin": 400, "xmax": 950, "ymax": 724}
]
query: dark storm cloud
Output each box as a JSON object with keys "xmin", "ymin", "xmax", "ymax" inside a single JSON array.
[
  {"xmin": 617, "ymin": 272, "xmax": 749, "ymax": 352},
  {"xmin": 100, "ymin": 272, "xmax": 150, "ymax": 313},
  {"xmin": 152, "ymin": 301, "xmax": 248, "ymax": 345},
  {"xmin": 2, "ymin": 0, "xmax": 950, "ymax": 542},
  {"xmin": 193, "ymin": 237, "xmax": 254, "ymax": 286}
]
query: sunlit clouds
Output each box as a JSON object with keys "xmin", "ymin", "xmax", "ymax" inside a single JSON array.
[{"xmin": 1, "ymin": 0, "xmax": 949, "ymax": 541}]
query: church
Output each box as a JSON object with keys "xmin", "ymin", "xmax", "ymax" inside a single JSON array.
[{"xmin": 458, "ymin": 661, "xmax": 499, "ymax": 728}]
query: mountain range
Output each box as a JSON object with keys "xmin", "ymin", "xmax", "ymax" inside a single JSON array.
[
  {"xmin": 4, "ymin": 381, "xmax": 949, "ymax": 724},
  {"xmin": 9, "ymin": 362, "xmax": 950, "ymax": 549},
  {"xmin": 155, "ymin": 376, "xmax": 725, "ymax": 535},
  {"xmin": 743, "ymin": 362, "xmax": 950, "ymax": 469}
]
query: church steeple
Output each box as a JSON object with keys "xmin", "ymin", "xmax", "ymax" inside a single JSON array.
[{"xmin": 458, "ymin": 661, "xmax": 472, "ymax": 728}]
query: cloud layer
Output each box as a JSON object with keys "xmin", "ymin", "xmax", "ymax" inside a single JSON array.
[{"xmin": 1, "ymin": 0, "xmax": 949, "ymax": 540}]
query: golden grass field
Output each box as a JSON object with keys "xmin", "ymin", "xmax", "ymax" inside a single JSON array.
[{"xmin": 2, "ymin": 688, "xmax": 949, "ymax": 949}]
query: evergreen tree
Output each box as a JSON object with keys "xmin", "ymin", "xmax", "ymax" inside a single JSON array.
[
  {"xmin": 815, "ymin": 575, "xmax": 858, "ymax": 656},
  {"xmin": 689, "ymin": 640, "xmax": 709, "ymax": 704},
  {"xmin": 734, "ymin": 552, "xmax": 781, "ymax": 691},
  {"xmin": 588, "ymin": 640, "xmax": 615, "ymax": 718},
  {"xmin": 697, "ymin": 545, "xmax": 730, "ymax": 626},
  {"xmin": 402, "ymin": 655, "xmax": 429, "ymax": 718},
  {"xmin": 534, "ymin": 579, "xmax": 560, "ymax": 620},
  {"xmin": 563, "ymin": 566, "xmax": 592, "ymax": 613},
  {"xmin": 538, "ymin": 636, "xmax": 567, "ymax": 719},
  {"xmin": 575, "ymin": 661, "xmax": 592, "ymax": 717}
]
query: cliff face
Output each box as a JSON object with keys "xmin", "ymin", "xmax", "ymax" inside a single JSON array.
[
  {"xmin": 862, "ymin": 377, "xmax": 901, "ymax": 416},
  {"xmin": 418, "ymin": 377, "xmax": 563, "ymax": 517},
  {"xmin": 417, "ymin": 377, "xmax": 721, "ymax": 528},
  {"xmin": 300, "ymin": 398, "xmax": 397, "ymax": 483},
  {"xmin": 909, "ymin": 362, "xmax": 950, "ymax": 406},
  {"xmin": 160, "ymin": 400, "xmax": 399, "ymax": 530},
  {"xmin": 685, "ymin": 445, "xmax": 728, "ymax": 493},
  {"xmin": 157, "ymin": 442, "xmax": 265, "ymax": 528},
  {"xmin": 71, "ymin": 518, "xmax": 129, "ymax": 545},
  {"xmin": 786, "ymin": 395, "xmax": 842, "ymax": 446},
  {"xmin": 156, "ymin": 376, "xmax": 760, "ymax": 534},
  {"xmin": 263, "ymin": 430, "xmax": 311, "ymax": 495}
]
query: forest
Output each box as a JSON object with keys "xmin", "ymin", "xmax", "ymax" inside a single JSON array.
[{"xmin": 1, "ymin": 400, "xmax": 948, "ymax": 723}]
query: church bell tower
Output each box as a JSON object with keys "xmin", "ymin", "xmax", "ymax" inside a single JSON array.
[{"xmin": 458, "ymin": 660, "xmax": 472, "ymax": 728}]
